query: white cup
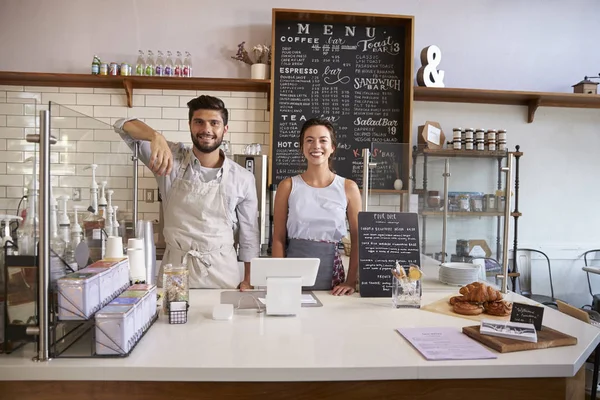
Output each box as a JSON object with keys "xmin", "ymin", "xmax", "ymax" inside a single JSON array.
[
  {"xmin": 128, "ymin": 238, "xmax": 144, "ymax": 250},
  {"xmin": 105, "ymin": 236, "xmax": 124, "ymax": 259},
  {"xmin": 127, "ymin": 248, "xmax": 146, "ymax": 282}
]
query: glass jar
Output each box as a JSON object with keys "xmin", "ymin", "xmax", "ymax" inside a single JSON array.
[
  {"xmin": 427, "ymin": 190, "xmax": 441, "ymax": 209},
  {"xmin": 162, "ymin": 263, "xmax": 189, "ymax": 314}
]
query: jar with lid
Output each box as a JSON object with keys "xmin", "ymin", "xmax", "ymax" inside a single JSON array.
[
  {"xmin": 498, "ymin": 129, "xmax": 507, "ymax": 151},
  {"xmin": 456, "ymin": 239, "xmax": 470, "ymax": 257},
  {"xmin": 427, "ymin": 190, "xmax": 441, "ymax": 209},
  {"xmin": 483, "ymin": 194, "xmax": 496, "ymax": 211},
  {"xmin": 162, "ymin": 263, "xmax": 189, "ymax": 314},
  {"xmin": 475, "ymin": 129, "xmax": 485, "ymax": 151},
  {"xmin": 452, "ymin": 128, "xmax": 462, "ymax": 150},
  {"xmin": 487, "ymin": 129, "xmax": 497, "ymax": 151},
  {"xmin": 495, "ymin": 190, "xmax": 506, "ymax": 212},
  {"xmin": 464, "ymin": 128, "xmax": 474, "ymax": 150}
]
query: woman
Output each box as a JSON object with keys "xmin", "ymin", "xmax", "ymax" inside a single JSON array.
[{"xmin": 272, "ymin": 118, "xmax": 362, "ymax": 296}]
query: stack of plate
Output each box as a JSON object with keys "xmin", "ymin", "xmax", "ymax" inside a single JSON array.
[{"xmin": 438, "ymin": 262, "xmax": 481, "ymax": 286}]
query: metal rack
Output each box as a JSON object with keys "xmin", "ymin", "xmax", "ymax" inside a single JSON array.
[{"xmin": 411, "ymin": 146, "xmax": 523, "ymax": 291}]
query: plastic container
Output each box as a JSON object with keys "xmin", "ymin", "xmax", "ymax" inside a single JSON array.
[
  {"xmin": 57, "ymin": 272, "xmax": 101, "ymax": 320},
  {"xmin": 95, "ymin": 304, "xmax": 135, "ymax": 355}
]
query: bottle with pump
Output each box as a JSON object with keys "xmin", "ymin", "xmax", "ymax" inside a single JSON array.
[
  {"xmin": 135, "ymin": 50, "xmax": 145, "ymax": 76},
  {"xmin": 17, "ymin": 179, "xmax": 39, "ymax": 256},
  {"xmin": 105, "ymin": 190, "xmax": 114, "ymax": 238},
  {"xmin": 83, "ymin": 164, "xmax": 105, "ymax": 262},
  {"xmin": 112, "ymin": 205, "xmax": 120, "ymax": 237},
  {"xmin": 155, "ymin": 51, "xmax": 164, "ymax": 76},
  {"xmin": 174, "ymin": 51, "xmax": 183, "ymax": 77},
  {"xmin": 99, "ymin": 181, "xmax": 108, "ymax": 219},
  {"xmin": 1, "ymin": 215, "xmax": 22, "ymax": 303},
  {"xmin": 164, "ymin": 51, "xmax": 174, "ymax": 77},
  {"xmin": 58, "ymin": 196, "xmax": 76, "ymax": 273},
  {"xmin": 145, "ymin": 50, "xmax": 155, "ymax": 76},
  {"xmin": 49, "ymin": 189, "xmax": 67, "ymax": 287},
  {"xmin": 183, "ymin": 51, "xmax": 193, "ymax": 77},
  {"xmin": 69, "ymin": 205, "xmax": 85, "ymax": 271}
]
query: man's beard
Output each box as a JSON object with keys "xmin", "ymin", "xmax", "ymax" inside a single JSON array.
[{"xmin": 191, "ymin": 132, "xmax": 223, "ymax": 154}]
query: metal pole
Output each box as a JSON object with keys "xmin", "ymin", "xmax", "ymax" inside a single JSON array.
[
  {"xmin": 361, "ymin": 149, "xmax": 370, "ymax": 212},
  {"xmin": 500, "ymin": 153, "xmax": 514, "ymax": 294},
  {"xmin": 132, "ymin": 142, "xmax": 139, "ymax": 236},
  {"xmin": 37, "ymin": 110, "xmax": 51, "ymax": 361},
  {"xmin": 441, "ymin": 159, "xmax": 450, "ymax": 264}
]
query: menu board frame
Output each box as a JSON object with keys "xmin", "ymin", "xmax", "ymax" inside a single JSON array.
[{"xmin": 268, "ymin": 8, "xmax": 414, "ymax": 191}]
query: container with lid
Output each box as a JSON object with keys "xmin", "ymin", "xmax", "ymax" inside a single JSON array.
[
  {"xmin": 57, "ymin": 272, "xmax": 101, "ymax": 320},
  {"xmin": 95, "ymin": 304, "xmax": 135, "ymax": 355}
]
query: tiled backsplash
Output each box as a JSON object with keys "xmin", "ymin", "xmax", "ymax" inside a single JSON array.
[{"xmin": 0, "ymin": 84, "xmax": 398, "ymax": 228}]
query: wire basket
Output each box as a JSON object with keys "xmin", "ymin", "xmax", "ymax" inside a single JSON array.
[{"xmin": 167, "ymin": 301, "xmax": 189, "ymax": 324}]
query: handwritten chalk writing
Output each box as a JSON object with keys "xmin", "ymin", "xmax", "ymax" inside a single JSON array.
[
  {"xmin": 323, "ymin": 66, "xmax": 351, "ymax": 85},
  {"xmin": 354, "ymin": 117, "xmax": 398, "ymax": 127},
  {"xmin": 279, "ymin": 67, "xmax": 319, "ymax": 74},
  {"xmin": 354, "ymin": 77, "xmax": 401, "ymax": 91}
]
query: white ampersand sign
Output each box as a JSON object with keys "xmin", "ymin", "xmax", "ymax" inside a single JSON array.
[{"xmin": 416, "ymin": 45, "xmax": 445, "ymax": 88}]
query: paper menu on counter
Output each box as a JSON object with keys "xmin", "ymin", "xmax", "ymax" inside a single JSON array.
[{"xmin": 397, "ymin": 327, "xmax": 497, "ymax": 361}]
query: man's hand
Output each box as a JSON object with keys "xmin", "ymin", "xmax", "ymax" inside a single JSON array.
[
  {"xmin": 239, "ymin": 280, "xmax": 253, "ymax": 291},
  {"xmin": 149, "ymin": 134, "xmax": 173, "ymax": 176}
]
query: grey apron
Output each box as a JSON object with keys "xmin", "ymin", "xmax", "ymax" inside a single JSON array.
[{"xmin": 286, "ymin": 238, "xmax": 336, "ymax": 290}]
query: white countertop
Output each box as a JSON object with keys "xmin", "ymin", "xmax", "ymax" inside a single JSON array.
[{"xmin": 1, "ymin": 257, "xmax": 598, "ymax": 383}]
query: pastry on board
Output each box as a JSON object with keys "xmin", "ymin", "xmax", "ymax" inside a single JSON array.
[{"xmin": 447, "ymin": 281, "xmax": 512, "ymax": 317}]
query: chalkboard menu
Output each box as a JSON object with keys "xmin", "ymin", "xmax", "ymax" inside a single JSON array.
[
  {"xmin": 358, "ymin": 212, "xmax": 420, "ymax": 297},
  {"xmin": 271, "ymin": 12, "xmax": 412, "ymax": 189}
]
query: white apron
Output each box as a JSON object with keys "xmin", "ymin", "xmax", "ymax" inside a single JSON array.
[{"xmin": 158, "ymin": 151, "xmax": 240, "ymax": 289}]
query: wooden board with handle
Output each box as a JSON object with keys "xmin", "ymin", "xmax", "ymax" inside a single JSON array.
[
  {"xmin": 462, "ymin": 325, "xmax": 577, "ymax": 353},
  {"xmin": 421, "ymin": 294, "xmax": 512, "ymax": 322}
]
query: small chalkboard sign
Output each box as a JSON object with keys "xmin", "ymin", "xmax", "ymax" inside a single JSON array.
[
  {"xmin": 358, "ymin": 212, "xmax": 420, "ymax": 297},
  {"xmin": 369, "ymin": 142, "xmax": 405, "ymax": 190},
  {"xmin": 510, "ymin": 302, "xmax": 544, "ymax": 331}
]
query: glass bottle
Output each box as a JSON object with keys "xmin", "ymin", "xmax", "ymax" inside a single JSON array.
[
  {"xmin": 164, "ymin": 51, "xmax": 174, "ymax": 77},
  {"xmin": 155, "ymin": 51, "xmax": 164, "ymax": 76},
  {"xmin": 174, "ymin": 51, "xmax": 183, "ymax": 77},
  {"xmin": 91, "ymin": 55, "xmax": 100, "ymax": 75},
  {"xmin": 183, "ymin": 51, "xmax": 192, "ymax": 77},
  {"xmin": 135, "ymin": 50, "xmax": 145, "ymax": 76},
  {"xmin": 17, "ymin": 180, "xmax": 39, "ymax": 256},
  {"xmin": 145, "ymin": 50, "xmax": 155, "ymax": 76}
]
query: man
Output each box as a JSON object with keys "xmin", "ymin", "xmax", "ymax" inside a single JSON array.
[{"xmin": 113, "ymin": 95, "xmax": 259, "ymax": 290}]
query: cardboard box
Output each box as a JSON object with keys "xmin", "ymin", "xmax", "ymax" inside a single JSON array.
[{"xmin": 417, "ymin": 121, "xmax": 445, "ymax": 149}]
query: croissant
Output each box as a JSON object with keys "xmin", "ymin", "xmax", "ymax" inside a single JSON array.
[{"xmin": 459, "ymin": 282, "xmax": 503, "ymax": 303}]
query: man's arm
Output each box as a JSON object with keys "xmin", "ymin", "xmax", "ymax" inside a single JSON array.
[
  {"xmin": 236, "ymin": 174, "xmax": 260, "ymax": 289},
  {"xmin": 113, "ymin": 118, "xmax": 174, "ymax": 176}
]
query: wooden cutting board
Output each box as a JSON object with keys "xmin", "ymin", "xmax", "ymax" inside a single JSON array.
[
  {"xmin": 421, "ymin": 294, "xmax": 512, "ymax": 322},
  {"xmin": 462, "ymin": 325, "xmax": 577, "ymax": 353}
]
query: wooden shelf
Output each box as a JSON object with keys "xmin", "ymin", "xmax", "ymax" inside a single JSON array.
[
  {"xmin": 2, "ymin": 72, "xmax": 598, "ymax": 122},
  {"xmin": 419, "ymin": 148, "xmax": 509, "ymax": 158},
  {"xmin": 421, "ymin": 211, "xmax": 504, "ymax": 217},
  {"xmin": 414, "ymin": 86, "xmax": 600, "ymax": 123},
  {"xmin": 0, "ymin": 72, "xmax": 270, "ymax": 108}
]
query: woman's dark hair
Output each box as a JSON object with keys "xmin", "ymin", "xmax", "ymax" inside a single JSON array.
[
  {"xmin": 299, "ymin": 118, "xmax": 337, "ymax": 168},
  {"xmin": 187, "ymin": 95, "xmax": 229, "ymax": 125}
]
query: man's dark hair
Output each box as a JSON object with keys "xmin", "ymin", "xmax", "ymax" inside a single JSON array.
[
  {"xmin": 187, "ymin": 95, "xmax": 229, "ymax": 125},
  {"xmin": 299, "ymin": 118, "xmax": 337, "ymax": 169}
]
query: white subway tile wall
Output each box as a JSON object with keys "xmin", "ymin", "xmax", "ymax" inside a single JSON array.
[
  {"xmin": 0, "ymin": 85, "xmax": 401, "ymax": 234},
  {"xmin": 0, "ymin": 86, "xmax": 272, "ymax": 223}
]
